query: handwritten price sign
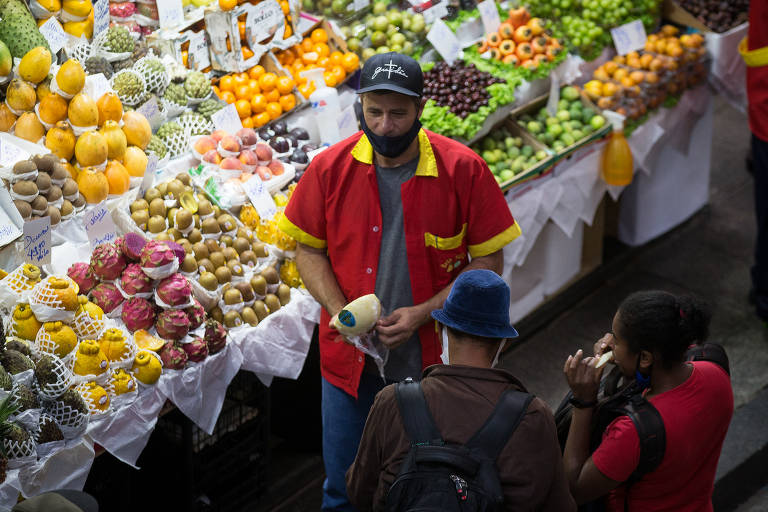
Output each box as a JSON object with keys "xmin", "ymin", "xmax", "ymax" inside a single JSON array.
[
  {"xmin": 242, "ymin": 176, "xmax": 277, "ymax": 220},
  {"xmin": 23, "ymin": 217, "xmax": 51, "ymax": 265},
  {"xmin": 83, "ymin": 203, "xmax": 118, "ymax": 249}
]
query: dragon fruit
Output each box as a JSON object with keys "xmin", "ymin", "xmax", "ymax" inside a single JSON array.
[
  {"xmin": 140, "ymin": 240, "xmax": 176, "ymax": 269},
  {"xmin": 158, "ymin": 341, "xmax": 188, "ymax": 370},
  {"xmin": 204, "ymin": 319, "xmax": 227, "ymax": 354},
  {"xmin": 185, "ymin": 299, "xmax": 205, "ymax": 330},
  {"xmin": 121, "ymin": 264, "xmax": 154, "ymax": 296},
  {"xmin": 156, "ymin": 309, "xmax": 190, "ymax": 340},
  {"xmin": 90, "ymin": 282, "xmax": 124, "ymax": 314},
  {"xmin": 156, "ymin": 273, "xmax": 192, "ymax": 307},
  {"xmin": 121, "ymin": 297, "xmax": 155, "ymax": 332},
  {"xmin": 182, "ymin": 336, "xmax": 208, "ymax": 363},
  {"xmin": 122, "ymin": 233, "xmax": 147, "ymax": 262},
  {"xmin": 67, "ymin": 262, "xmax": 99, "ymax": 294},
  {"xmin": 90, "ymin": 242, "xmax": 127, "ymax": 281},
  {"xmin": 166, "ymin": 241, "xmax": 186, "ymax": 265}
]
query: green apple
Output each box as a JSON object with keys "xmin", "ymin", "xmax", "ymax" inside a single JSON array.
[
  {"xmin": 527, "ymin": 121, "xmax": 543, "ymax": 134},
  {"xmin": 500, "ymin": 169, "xmax": 515, "ymax": 182},
  {"xmin": 482, "ymin": 150, "xmax": 497, "ymax": 164},
  {"xmin": 347, "ymin": 37, "xmax": 361, "ymax": 51},
  {"xmin": 373, "ymin": 1, "xmax": 387, "ymax": 14},
  {"xmin": 410, "ymin": 14, "xmax": 426, "ymax": 33},
  {"xmin": 572, "ymin": 129, "xmax": 584, "ymax": 141},
  {"xmin": 389, "ymin": 32, "xmax": 406, "ymax": 46},
  {"xmin": 331, "ymin": 0, "xmax": 348, "ymax": 14},
  {"xmin": 504, "ymin": 137, "xmax": 516, "ymax": 149},
  {"xmin": 481, "ymin": 138, "xmax": 495, "ymax": 151},
  {"xmin": 402, "ymin": 41, "xmax": 414, "ymax": 55},
  {"xmin": 494, "ymin": 175, "xmax": 503, "ymax": 185},
  {"xmin": 373, "ymin": 15, "xmax": 389, "ymax": 31},
  {"xmin": 561, "ymin": 86, "xmax": 580, "ymax": 101},
  {"xmin": 561, "ymin": 133, "xmax": 575, "ymax": 146},
  {"xmin": 546, "ymin": 116, "xmax": 559, "ymax": 126},
  {"xmin": 558, "ymin": 99, "xmax": 570, "ymax": 111},
  {"xmin": 387, "ymin": 11, "xmax": 403, "ymax": 27},
  {"xmin": 590, "ymin": 115, "xmax": 606, "ymax": 130},
  {"xmin": 535, "ymin": 150, "xmax": 547, "ymax": 160},
  {"xmin": 547, "ymin": 124, "xmax": 563, "ymax": 137},
  {"xmin": 553, "ymin": 140, "xmax": 566, "ymax": 151},
  {"xmin": 507, "ymin": 146, "xmax": 520, "ymax": 158},
  {"xmin": 556, "ymin": 110, "xmax": 570, "ymax": 121},
  {"xmin": 370, "ymin": 30, "xmax": 387, "ymax": 47},
  {"xmin": 522, "ymin": 145, "xmax": 533, "ymax": 157},
  {"xmin": 362, "ymin": 47, "xmax": 377, "ymax": 61}
]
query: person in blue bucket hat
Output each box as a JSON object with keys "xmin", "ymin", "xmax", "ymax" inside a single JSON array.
[{"xmin": 347, "ymin": 270, "xmax": 575, "ymax": 511}]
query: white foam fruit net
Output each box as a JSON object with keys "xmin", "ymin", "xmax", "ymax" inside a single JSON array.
[
  {"xmin": 74, "ymin": 380, "xmax": 114, "ymax": 416},
  {"xmin": 72, "ymin": 308, "xmax": 106, "ymax": 341},
  {"xmin": 2, "ymin": 266, "xmax": 39, "ymax": 296},
  {"xmin": 44, "ymin": 399, "xmax": 89, "ymax": 439},
  {"xmin": 110, "ymin": 69, "xmax": 147, "ymax": 107},
  {"xmin": 163, "ymin": 130, "xmax": 190, "ymax": 159},
  {"xmin": 6, "ymin": 310, "xmax": 36, "ymax": 342},
  {"xmin": 179, "ymin": 114, "xmax": 213, "ymax": 137},
  {"xmin": 101, "ymin": 329, "xmax": 138, "ymax": 370},
  {"xmin": 33, "ymin": 356, "xmax": 74, "ymax": 401},
  {"xmin": 67, "ymin": 40, "xmax": 92, "ymax": 64},
  {"xmin": 134, "ymin": 56, "xmax": 169, "ymax": 95},
  {"xmin": 91, "ymin": 29, "xmax": 133, "ymax": 63},
  {"xmin": 4, "ymin": 428, "xmax": 37, "ymax": 466},
  {"xmin": 29, "ymin": 276, "xmax": 79, "ymax": 313},
  {"xmin": 34, "ymin": 325, "xmax": 76, "ymax": 361}
]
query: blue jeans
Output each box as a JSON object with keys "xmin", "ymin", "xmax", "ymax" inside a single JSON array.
[{"xmin": 321, "ymin": 372, "xmax": 388, "ymax": 512}]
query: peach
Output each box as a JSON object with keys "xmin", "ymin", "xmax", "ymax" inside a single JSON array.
[
  {"xmin": 268, "ymin": 159, "xmax": 284, "ymax": 176},
  {"xmin": 211, "ymin": 130, "xmax": 228, "ymax": 143},
  {"xmin": 236, "ymin": 128, "xmax": 258, "ymax": 146},
  {"xmin": 202, "ymin": 149, "xmax": 222, "ymax": 165},
  {"xmin": 219, "ymin": 135, "xmax": 241, "ymax": 154},
  {"xmin": 254, "ymin": 142, "xmax": 273, "ymax": 163},
  {"xmin": 256, "ymin": 166, "xmax": 272, "ymax": 181},
  {"xmin": 220, "ymin": 157, "xmax": 244, "ymax": 170},
  {"xmin": 239, "ymin": 149, "xmax": 258, "ymax": 167},
  {"xmin": 194, "ymin": 136, "xmax": 217, "ymax": 155}
]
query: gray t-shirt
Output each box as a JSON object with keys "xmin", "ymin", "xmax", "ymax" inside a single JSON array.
[{"xmin": 374, "ymin": 157, "xmax": 422, "ymax": 381}]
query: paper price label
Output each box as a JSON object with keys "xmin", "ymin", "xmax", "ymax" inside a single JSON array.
[
  {"xmin": 39, "ymin": 17, "xmax": 68, "ymax": 54},
  {"xmin": 137, "ymin": 97, "xmax": 164, "ymax": 131},
  {"xmin": 187, "ymin": 31, "xmax": 211, "ymax": 71},
  {"xmin": 93, "ymin": 0, "xmax": 110, "ymax": 38},
  {"xmin": 83, "ymin": 73, "xmax": 111, "ymax": 101},
  {"xmin": 422, "ymin": 2, "xmax": 449, "ymax": 24},
  {"xmin": 611, "ymin": 19, "xmax": 647, "ymax": 56},
  {"xmin": 353, "ymin": 0, "xmax": 370, "ymax": 11},
  {"xmin": 23, "ymin": 217, "xmax": 51, "ymax": 265},
  {"xmin": 242, "ymin": 176, "xmax": 277, "ymax": 220},
  {"xmin": 337, "ymin": 104, "xmax": 358, "ymax": 140},
  {"xmin": 248, "ymin": 0, "xmax": 284, "ymax": 44},
  {"xmin": 478, "ymin": 0, "xmax": 501, "ymax": 35},
  {"xmin": 211, "ymin": 104, "xmax": 243, "ymax": 134},
  {"xmin": 157, "ymin": 0, "xmax": 185, "ymax": 30},
  {"xmin": 83, "ymin": 203, "xmax": 118, "ymax": 249},
  {"xmin": 0, "ymin": 140, "xmax": 29, "ymax": 168},
  {"xmin": 139, "ymin": 155, "xmax": 158, "ymax": 196},
  {"xmin": 427, "ymin": 19, "xmax": 461, "ymax": 64}
]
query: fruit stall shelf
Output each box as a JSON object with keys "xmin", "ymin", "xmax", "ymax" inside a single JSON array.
[{"xmin": 496, "ymin": 117, "xmax": 557, "ymax": 192}]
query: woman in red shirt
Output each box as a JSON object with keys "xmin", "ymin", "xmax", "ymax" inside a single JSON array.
[{"xmin": 562, "ymin": 291, "xmax": 733, "ymax": 511}]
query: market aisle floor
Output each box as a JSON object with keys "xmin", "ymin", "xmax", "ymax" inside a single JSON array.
[{"xmin": 258, "ymin": 96, "xmax": 763, "ymax": 511}]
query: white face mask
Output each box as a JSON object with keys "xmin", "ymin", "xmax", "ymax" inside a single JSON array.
[{"xmin": 440, "ymin": 326, "xmax": 507, "ymax": 368}]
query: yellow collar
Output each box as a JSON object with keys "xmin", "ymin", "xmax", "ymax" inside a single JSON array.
[{"xmin": 350, "ymin": 129, "xmax": 438, "ymax": 177}]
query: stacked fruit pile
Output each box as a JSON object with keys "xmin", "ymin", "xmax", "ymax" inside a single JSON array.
[
  {"xmin": 214, "ymin": 65, "xmax": 298, "ymax": 128},
  {"xmin": 193, "ymin": 127, "xmax": 288, "ymax": 182},
  {"xmin": 676, "ymin": 0, "xmax": 748, "ymax": 33},
  {"xmin": 582, "ymin": 26, "xmax": 707, "ymax": 119},
  {"xmin": 219, "ymin": 0, "xmax": 296, "ymax": 54},
  {"xmin": 344, "ymin": 1, "xmax": 429, "ymax": 61},
  {"xmin": 472, "ymin": 127, "xmax": 551, "ymax": 187}
]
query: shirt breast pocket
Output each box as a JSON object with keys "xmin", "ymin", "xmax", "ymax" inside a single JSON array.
[{"xmin": 424, "ymin": 223, "xmax": 468, "ymax": 285}]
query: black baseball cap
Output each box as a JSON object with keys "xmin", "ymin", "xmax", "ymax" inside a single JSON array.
[{"xmin": 357, "ymin": 52, "xmax": 423, "ymax": 98}]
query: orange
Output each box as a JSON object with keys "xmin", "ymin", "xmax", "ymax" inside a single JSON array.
[
  {"xmin": 212, "ymin": 85, "xmax": 221, "ymax": 96},
  {"xmin": 238, "ymin": 20, "xmax": 246, "ymax": 40},
  {"xmin": 254, "ymin": 112, "xmax": 271, "ymax": 127},
  {"xmin": 291, "ymin": 61, "xmax": 305, "ymax": 75},
  {"xmin": 284, "ymin": 22, "xmax": 293, "ymax": 39},
  {"xmin": 302, "ymin": 52, "xmax": 319, "ymax": 65},
  {"xmin": 248, "ymin": 65, "xmax": 265, "ymax": 80},
  {"xmin": 331, "ymin": 65, "xmax": 346, "ymax": 84},
  {"xmin": 233, "ymin": 74, "xmax": 248, "ymax": 89},
  {"xmin": 341, "ymin": 52, "xmax": 360, "ymax": 73},
  {"xmin": 317, "ymin": 57, "xmax": 330, "ymax": 69},
  {"xmin": 219, "ymin": 0, "xmax": 236, "ymax": 9},
  {"xmin": 276, "ymin": 76, "xmax": 295, "ymax": 94},
  {"xmin": 235, "ymin": 99, "xmax": 252, "ymax": 119},
  {"xmin": 219, "ymin": 75, "xmax": 235, "ymax": 92},
  {"xmin": 301, "ymin": 38, "xmax": 314, "ymax": 53},
  {"xmin": 238, "ymin": 72, "xmax": 250, "ymax": 81},
  {"xmin": 264, "ymin": 88, "xmax": 280, "ymax": 103},
  {"xmin": 323, "ymin": 71, "xmax": 338, "ymax": 88},
  {"xmin": 310, "ymin": 28, "xmax": 328, "ymax": 44},
  {"xmin": 266, "ymin": 102, "xmax": 283, "ymax": 120},
  {"xmin": 250, "ymin": 94, "xmax": 267, "ymax": 113},
  {"xmin": 280, "ymin": 0, "xmax": 290, "ymax": 14},
  {"xmin": 298, "ymin": 83, "xmax": 315, "ymax": 99},
  {"xmin": 279, "ymin": 94, "xmax": 296, "ymax": 112},
  {"xmin": 314, "ymin": 43, "xmax": 330, "ymax": 58},
  {"xmin": 221, "ymin": 91, "xmax": 237, "ymax": 104},
  {"xmin": 234, "ymin": 84, "xmax": 251, "ymax": 100},
  {"xmin": 258, "ymin": 72, "xmax": 278, "ymax": 92},
  {"xmin": 241, "ymin": 116, "xmax": 254, "ymax": 128},
  {"xmin": 242, "ymin": 46, "xmax": 254, "ymax": 59},
  {"xmin": 330, "ymin": 51, "xmax": 344, "ymax": 67}
]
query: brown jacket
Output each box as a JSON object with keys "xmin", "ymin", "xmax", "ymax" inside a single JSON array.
[{"xmin": 346, "ymin": 364, "xmax": 576, "ymax": 511}]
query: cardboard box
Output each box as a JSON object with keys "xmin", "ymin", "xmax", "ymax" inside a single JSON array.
[{"xmin": 147, "ymin": 28, "xmax": 212, "ymax": 73}]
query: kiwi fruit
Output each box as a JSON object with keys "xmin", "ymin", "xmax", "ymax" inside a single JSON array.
[
  {"xmin": 199, "ymin": 271, "xmax": 218, "ymax": 291},
  {"xmin": 227, "ymin": 260, "xmax": 244, "ymax": 278},
  {"xmin": 239, "ymin": 250, "xmax": 257, "ymax": 266},
  {"xmin": 144, "ymin": 187, "xmax": 161, "ymax": 203},
  {"xmin": 193, "ymin": 214, "xmax": 201, "ymax": 229},
  {"xmin": 46, "ymin": 206, "xmax": 61, "ymax": 225},
  {"xmin": 130, "ymin": 199, "xmax": 149, "ymax": 213},
  {"xmin": 265, "ymin": 294, "xmax": 281, "ymax": 313},
  {"xmin": 201, "ymin": 217, "xmax": 221, "ymax": 235},
  {"xmin": 30, "ymin": 195, "xmax": 48, "ymax": 213},
  {"xmin": 204, "ymin": 239, "xmax": 221, "ymax": 254},
  {"xmin": 278, "ymin": 284, "xmax": 291, "ymax": 306},
  {"xmin": 13, "ymin": 160, "xmax": 36, "ymax": 175},
  {"xmin": 35, "ymin": 172, "xmax": 51, "ymax": 193},
  {"xmin": 224, "ymin": 288, "xmax": 243, "ymax": 306},
  {"xmin": 14, "ymin": 200, "xmax": 31, "ymax": 219},
  {"xmin": 32, "ymin": 154, "xmax": 55, "ymax": 173},
  {"xmin": 241, "ymin": 307, "xmax": 259, "ymax": 326},
  {"xmin": 176, "ymin": 173, "xmax": 191, "ymax": 186},
  {"xmin": 156, "ymin": 232, "xmax": 172, "ymax": 242},
  {"xmin": 149, "ymin": 198, "xmax": 166, "ymax": 218},
  {"xmin": 261, "ymin": 266, "xmax": 279, "ymax": 285},
  {"xmin": 252, "ymin": 242, "xmax": 268, "ymax": 258},
  {"xmin": 223, "ymin": 311, "xmax": 243, "ymax": 328},
  {"xmin": 156, "ymin": 182, "xmax": 168, "ymax": 197},
  {"xmin": 222, "ymin": 247, "xmax": 239, "ymax": 262},
  {"xmin": 212, "ymin": 205, "xmax": 222, "ymax": 218},
  {"xmin": 218, "ymin": 214, "xmax": 236, "ymax": 233},
  {"xmin": 232, "ymin": 237, "xmax": 250, "ymax": 255},
  {"xmin": 192, "ymin": 242, "xmax": 209, "ymax": 261},
  {"xmin": 177, "ymin": 239, "xmax": 192, "ymax": 254},
  {"xmin": 60, "ymin": 200, "xmax": 74, "ymax": 218},
  {"xmin": 250, "ymin": 275, "xmax": 267, "ymax": 297},
  {"xmin": 235, "ymin": 282, "xmax": 255, "ymax": 303},
  {"xmin": 45, "ymin": 185, "xmax": 62, "ymax": 203},
  {"xmin": 219, "ymin": 235, "xmax": 233, "ymax": 247},
  {"xmin": 147, "ymin": 215, "xmax": 166, "ymax": 234},
  {"xmin": 209, "ymin": 252, "xmax": 225, "ymax": 269},
  {"xmin": 73, "ymin": 194, "xmax": 86, "ymax": 209},
  {"xmin": 167, "ymin": 228, "xmax": 183, "ymax": 241},
  {"xmin": 236, "ymin": 227, "xmax": 253, "ymax": 241},
  {"xmin": 62, "ymin": 178, "xmax": 78, "ymax": 198},
  {"xmin": 187, "ymin": 228, "xmax": 202, "ymax": 244},
  {"xmin": 253, "ymin": 300, "xmax": 269, "ymax": 321},
  {"xmin": 197, "ymin": 199, "xmax": 213, "ymax": 217},
  {"xmin": 166, "ymin": 207, "xmax": 179, "ymax": 227},
  {"xmin": 210, "ymin": 306, "xmax": 224, "ymax": 323},
  {"xmin": 13, "ymin": 181, "xmax": 38, "ymax": 197},
  {"xmin": 198, "ymin": 259, "xmax": 215, "ymax": 274},
  {"xmin": 166, "ymin": 179, "xmax": 185, "ymax": 199},
  {"xmin": 214, "ymin": 266, "xmax": 232, "ymax": 284},
  {"xmin": 132, "ymin": 210, "xmax": 150, "ymax": 230}
]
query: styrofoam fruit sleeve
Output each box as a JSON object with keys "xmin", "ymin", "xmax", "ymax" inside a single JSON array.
[
  {"xmin": 106, "ymin": 339, "xmax": 138, "ymax": 371},
  {"xmin": 66, "ymin": 41, "xmax": 92, "ymax": 64},
  {"xmin": 5, "ymin": 97, "xmax": 33, "ymax": 117},
  {"xmin": 0, "ymin": 268, "xmax": 39, "ymax": 305},
  {"xmin": 5, "ymin": 434, "xmax": 37, "ymax": 469},
  {"xmin": 29, "ymin": 0, "xmax": 58, "ymax": 18},
  {"xmin": 72, "ymin": 309, "xmax": 107, "ymax": 341},
  {"xmin": 179, "ymin": 115, "xmax": 213, "ymax": 137},
  {"xmin": 43, "ymin": 399, "xmax": 89, "ymax": 439},
  {"xmin": 134, "ymin": 57, "xmax": 169, "ymax": 95},
  {"xmin": 186, "ymin": 89, "xmax": 213, "ymax": 107},
  {"xmin": 34, "ymin": 327, "xmax": 75, "ymax": 364},
  {"xmin": 163, "ymin": 130, "xmax": 190, "ymax": 159},
  {"xmin": 153, "ymin": 290, "xmax": 195, "ymax": 311},
  {"xmin": 160, "ymin": 98, "xmax": 187, "ymax": 119},
  {"xmin": 140, "ymin": 258, "xmax": 179, "ymax": 280},
  {"xmin": 10, "ymin": 190, "xmax": 39, "ymax": 202},
  {"xmin": 4, "ymin": 169, "xmax": 39, "ymax": 183},
  {"xmin": 33, "ymin": 357, "xmax": 74, "ymax": 402},
  {"xmin": 110, "ymin": 70, "xmax": 147, "ymax": 107},
  {"xmin": 114, "ymin": 278, "xmax": 153, "ymax": 300},
  {"xmin": 49, "ymin": 74, "xmax": 76, "ymax": 101},
  {"xmin": 29, "ymin": 277, "xmax": 78, "ymax": 323},
  {"xmin": 70, "ymin": 122, "xmax": 99, "ymax": 137},
  {"xmin": 109, "ymin": 370, "xmax": 138, "ymax": 409},
  {"xmin": 190, "ymin": 279, "xmax": 220, "ymax": 311},
  {"xmin": 59, "ymin": 8, "xmax": 89, "ymax": 22},
  {"xmin": 91, "ymin": 30, "xmax": 133, "ymax": 63},
  {"xmin": 74, "ymin": 380, "xmax": 114, "ymax": 417}
]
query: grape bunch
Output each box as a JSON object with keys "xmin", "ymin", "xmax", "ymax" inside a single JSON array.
[{"xmin": 422, "ymin": 62, "xmax": 505, "ymax": 118}]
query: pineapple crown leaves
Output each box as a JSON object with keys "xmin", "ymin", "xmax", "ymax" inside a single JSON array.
[{"xmin": 0, "ymin": 395, "xmax": 20, "ymax": 455}]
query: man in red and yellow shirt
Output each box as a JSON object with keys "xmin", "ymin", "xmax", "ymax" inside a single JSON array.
[{"xmin": 279, "ymin": 52, "xmax": 520, "ymax": 511}]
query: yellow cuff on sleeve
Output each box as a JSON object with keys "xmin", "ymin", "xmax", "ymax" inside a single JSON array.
[
  {"xmin": 278, "ymin": 214, "xmax": 327, "ymax": 249},
  {"xmin": 740, "ymin": 37, "xmax": 768, "ymax": 67},
  {"xmin": 468, "ymin": 221, "xmax": 522, "ymax": 258}
]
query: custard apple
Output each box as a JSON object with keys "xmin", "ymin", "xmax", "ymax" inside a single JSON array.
[
  {"xmin": 157, "ymin": 122, "xmax": 183, "ymax": 141},
  {"xmin": 179, "ymin": 112, "xmax": 212, "ymax": 136},
  {"xmin": 147, "ymin": 135, "xmax": 167, "ymax": 159},
  {"xmin": 139, "ymin": 57, "xmax": 167, "ymax": 94},
  {"xmin": 184, "ymin": 71, "xmax": 210, "ymax": 99},
  {"xmin": 197, "ymin": 98, "xmax": 225, "ymax": 120},
  {"xmin": 85, "ymin": 56, "xmax": 114, "ymax": 79},
  {"xmin": 163, "ymin": 83, "xmax": 187, "ymax": 107},
  {"xmin": 112, "ymin": 71, "xmax": 144, "ymax": 99},
  {"xmin": 105, "ymin": 26, "xmax": 135, "ymax": 54}
]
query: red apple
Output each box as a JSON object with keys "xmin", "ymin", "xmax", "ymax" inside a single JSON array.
[
  {"xmin": 236, "ymin": 128, "xmax": 258, "ymax": 146},
  {"xmin": 256, "ymin": 165, "xmax": 273, "ymax": 181},
  {"xmin": 254, "ymin": 142, "xmax": 273, "ymax": 163},
  {"xmin": 220, "ymin": 157, "xmax": 244, "ymax": 170},
  {"xmin": 211, "ymin": 130, "xmax": 228, "ymax": 143},
  {"xmin": 267, "ymin": 159, "xmax": 284, "ymax": 176},
  {"xmin": 202, "ymin": 149, "xmax": 222, "ymax": 165},
  {"xmin": 239, "ymin": 149, "xmax": 258, "ymax": 167}
]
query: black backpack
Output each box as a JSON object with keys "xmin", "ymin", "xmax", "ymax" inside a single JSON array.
[{"xmin": 385, "ymin": 379, "xmax": 533, "ymax": 512}]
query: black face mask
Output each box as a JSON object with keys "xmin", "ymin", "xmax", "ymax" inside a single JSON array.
[{"xmin": 360, "ymin": 113, "xmax": 422, "ymax": 158}]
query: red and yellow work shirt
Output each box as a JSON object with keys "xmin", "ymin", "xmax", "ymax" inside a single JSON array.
[
  {"xmin": 279, "ymin": 128, "xmax": 520, "ymax": 397},
  {"xmin": 741, "ymin": 0, "xmax": 768, "ymax": 141}
]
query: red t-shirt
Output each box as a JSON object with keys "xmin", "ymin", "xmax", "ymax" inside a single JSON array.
[
  {"xmin": 747, "ymin": 0, "xmax": 768, "ymax": 142},
  {"xmin": 592, "ymin": 361, "xmax": 733, "ymax": 511}
]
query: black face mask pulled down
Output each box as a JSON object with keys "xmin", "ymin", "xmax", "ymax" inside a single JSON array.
[{"xmin": 360, "ymin": 113, "xmax": 422, "ymax": 159}]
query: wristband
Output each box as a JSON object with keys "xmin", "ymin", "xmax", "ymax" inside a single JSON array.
[{"xmin": 569, "ymin": 396, "xmax": 598, "ymax": 409}]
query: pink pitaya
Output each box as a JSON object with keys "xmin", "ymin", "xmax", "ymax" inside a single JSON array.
[
  {"xmin": 158, "ymin": 341, "xmax": 188, "ymax": 369},
  {"xmin": 140, "ymin": 240, "xmax": 176, "ymax": 269},
  {"xmin": 166, "ymin": 241, "xmax": 186, "ymax": 265},
  {"xmin": 122, "ymin": 232, "xmax": 147, "ymax": 262},
  {"xmin": 204, "ymin": 319, "xmax": 227, "ymax": 354},
  {"xmin": 90, "ymin": 242, "xmax": 127, "ymax": 281},
  {"xmin": 182, "ymin": 336, "xmax": 209, "ymax": 363},
  {"xmin": 67, "ymin": 262, "xmax": 99, "ymax": 294},
  {"xmin": 90, "ymin": 282, "xmax": 124, "ymax": 314},
  {"xmin": 156, "ymin": 309, "xmax": 190, "ymax": 340},
  {"xmin": 121, "ymin": 297, "xmax": 156, "ymax": 332},
  {"xmin": 156, "ymin": 273, "xmax": 192, "ymax": 307},
  {"xmin": 121, "ymin": 264, "xmax": 154, "ymax": 296},
  {"xmin": 185, "ymin": 299, "xmax": 206, "ymax": 330}
]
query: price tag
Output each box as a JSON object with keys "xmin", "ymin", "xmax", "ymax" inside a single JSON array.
[
  {"xmin": 187, "ymin": 31, "xmax": 211, "ymax": 71},
  {"xmin": 23, "ymin": 217, "xmax": 51, "ymax": 265},
  {"xmin": 137, "ymin": 97, "xmax": 164, "ymax": 132},
  {"xmin": 478, "ymin": 0, "xmax": 501, "ymax": 35},
  {"xmin": 83, "ymin": 73, "xmax": 111, "ymax": 100},
  {"xmin": 242, "ymin": 176, "xmax": 277, "ymax": 220},
  {"xmin": 211, "ymin": 104, "xmax": 243, "ymax": 134},
  {"xmin": 427, "ymin": 19, "xmax": 461, "ymax": 64},
  {"xmin": 139, "ymin": 155, "xmax": 158, "ymax": 196},
  {"xmin": 157, "ymin": 0, "xmax": 185, "ymax": 30},
  {"xmin": 353, "ymin": 0, "xmax": 370, "ymax": 11},
  {"xmin": 39, "ymin": 17, "xmax": 68, "ymax": 54},
  {"xmin": 422, "ymin": 1, "xmax": 449, "ymax": 24},
  {"xmin": 610, "ymin": 19, "xmax": 647, "ymax": 56},
  {"xmin": 93, "ymin": 0, "xmax": 110, "ymax": 38},
  {"xmin": 0, "ymin": 140, "xmax": 29, "ymax": 168},
  {"xmin": 337, "ymin": 104, "xmax": 358, "ymax": 140},
  {"xmin": 83, "ymin": 203, "xmax": 118, "ymax": 249}
]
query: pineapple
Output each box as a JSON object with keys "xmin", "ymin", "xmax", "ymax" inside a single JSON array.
[
  {"xmin": 0, "ymin": 366, "xmax": 12, "ymax": 392},
  {"xmin": 0, "ymin": 396, "xmax": 20, "ymax": 482}
]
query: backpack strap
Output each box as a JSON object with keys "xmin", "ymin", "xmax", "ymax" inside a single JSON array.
[
  {"xmin": 395, "ymin": 379, "xmax": 444, "ymax": 447},
  {"xmin": 685, "ymin": 343, "xmax": 730, "ymax": 376},
  {"xmin": 465, "ymin": 389, "xmax": 534, "ymax": 461},
  {"xmin": 624, "ymin": 393, "xmax": 666, "ymax": 480}
]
